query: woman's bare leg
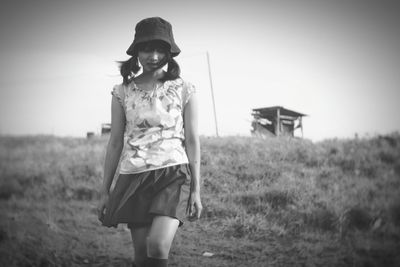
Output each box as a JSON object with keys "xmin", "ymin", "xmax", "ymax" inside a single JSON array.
[
  {"xmin": 146, "ymin": 215, "xmax": 180, "ymax": 259},
  {"xmin": 130, "ymin": 226, "xmax": 150, "ymax": 267}
]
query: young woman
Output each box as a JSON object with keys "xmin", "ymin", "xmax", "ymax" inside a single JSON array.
[{"xmin": 97, "ymin": 17, "xmax": 202, "ymax": 267}]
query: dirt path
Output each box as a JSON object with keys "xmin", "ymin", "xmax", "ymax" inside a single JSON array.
[
  {"xmin": 0, "ymin": 200, "xmax": 335, "ymax": 266},
  {"xmin": 1, "ymin": 197, "xmax": 399, "ymax": 266}
]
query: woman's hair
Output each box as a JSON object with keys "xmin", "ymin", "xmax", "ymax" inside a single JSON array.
[{"xmin": 118, "ymin": 41, "xmax": 181, "ymax": 85}]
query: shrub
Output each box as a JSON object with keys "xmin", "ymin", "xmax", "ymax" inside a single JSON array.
[
  {"xmin": 340, "ymin": 207, "xmax": 373, "ymax": 233},
  {"xmin": 0, "ymin": 179, "xmax": 24, "ymax": 200}
]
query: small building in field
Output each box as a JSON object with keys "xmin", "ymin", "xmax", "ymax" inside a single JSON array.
[
  {"xmin": 251, "ymin": 106, "xmax": 306, "ymax": 137},
  {"xmin": 101, "ymin": 123, "xmax": 111, "ymax": 135},
  {"xmin": 86, "ymin": 132, "xmax": 95, "ymax": 139}
]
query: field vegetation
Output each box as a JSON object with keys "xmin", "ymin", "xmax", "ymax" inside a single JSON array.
[{"xmin": 0, "ymin": 133, "xmax": 399, "ymax": 266}]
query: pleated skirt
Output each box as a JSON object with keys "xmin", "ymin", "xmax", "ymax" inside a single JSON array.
[{"xmin": 100, "ymin": 164, "xmax": 191, "ymax": 228}]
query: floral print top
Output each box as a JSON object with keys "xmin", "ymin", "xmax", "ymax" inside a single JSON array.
[{"xmin": 111, "ymin": 78, "xmax": 196, "ymax": 174}]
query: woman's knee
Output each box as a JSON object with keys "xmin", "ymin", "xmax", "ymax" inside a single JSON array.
[
  {"xmin": 146, "ymin": 236, "xmax": 171, "ymax": 258},
  {"xmin": 146, "ymin": 216, "xmax": 179, "ymax": 258}
]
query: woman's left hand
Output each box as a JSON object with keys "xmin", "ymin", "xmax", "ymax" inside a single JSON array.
[
  {"xmin": 188, "ymin": 190, "xmax": 202, "ymax": 221},
  {"xmin": 97, "ymin": 191, "xmax": 109, "ymax": 222}
]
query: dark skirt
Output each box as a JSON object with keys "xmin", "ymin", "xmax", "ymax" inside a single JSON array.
[{"xmin": 100, "ymin": 164, "xmax": 191, "ymax": 228}]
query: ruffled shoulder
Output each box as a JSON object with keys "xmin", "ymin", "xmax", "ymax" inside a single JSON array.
[
  {"xmin": 181, "ymin": 80, "xmax": 196, "ymax": 106},
  {"xmin": 162, "ymin": 78, "xmax": 196, "ymax": 105},
  {"xmin": 163, "ymin": 77, "xmax": 184, "ymax": 89},
  {"xmin": 111, "ymin": 84, "xmax": 125, "ymax": 107}
]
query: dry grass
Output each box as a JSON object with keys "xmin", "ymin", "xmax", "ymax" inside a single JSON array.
[{"xmin": 0, "ymin": 133, "xmax": 399, "ymax": 266}]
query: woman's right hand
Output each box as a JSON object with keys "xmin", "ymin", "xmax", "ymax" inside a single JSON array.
[
  {"xmin": 97, "ymin": 191, "xmax": 109, "ymax": 222},
  {"xmin": 188, "ymin": 189, "xmax": 202, "ymax": 221}
]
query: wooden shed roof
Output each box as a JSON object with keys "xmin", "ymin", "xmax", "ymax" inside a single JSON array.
[{"xmin": 252, "ymin": 106, "xmax": 307, "ymax": 117}]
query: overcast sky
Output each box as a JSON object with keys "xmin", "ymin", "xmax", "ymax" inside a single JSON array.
[{"xmin": 1, "ymin": 0, "xmax": 399, "ymax": 140}]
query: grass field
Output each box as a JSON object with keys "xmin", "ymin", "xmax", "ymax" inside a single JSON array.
[{"xmin": 0, "ymin": 134, "xmax": 399, "ymax": 266}]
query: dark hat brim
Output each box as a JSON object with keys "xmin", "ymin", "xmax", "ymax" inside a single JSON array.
[{"xmin": 126, "ymin": 35, "xmax": 181, "ymax": 57}]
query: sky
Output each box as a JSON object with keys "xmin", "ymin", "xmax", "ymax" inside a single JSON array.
[{"xmin": 0, "ymin": 0, "xmax": 399, "ymax": 141}]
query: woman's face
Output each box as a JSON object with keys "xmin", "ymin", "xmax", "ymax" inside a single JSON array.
[{"xmin": 137, "ymin": 40, "xmax": 169, "ymax": 72}]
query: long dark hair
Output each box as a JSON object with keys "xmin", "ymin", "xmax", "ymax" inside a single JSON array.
[{"xmin": 118, "ymin": 45, "xmax": 181, "ymax": 85}]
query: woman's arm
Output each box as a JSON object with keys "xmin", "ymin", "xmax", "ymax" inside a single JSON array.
[
  {"xmin": 101, "ymin": 96, "xmax": 126, "ymax": 194},
  {"xmin": 98, "ymin": 95, "xmax": 125, "ymax": 220},
  {"xmin": 183, "ymin": 93, "xmax": 202, "ymax": 220}
]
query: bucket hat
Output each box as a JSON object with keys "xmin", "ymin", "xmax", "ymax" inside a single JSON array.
[{"xmin": 126, "ymin": 17, "xmax": 181, "ymax": 57}]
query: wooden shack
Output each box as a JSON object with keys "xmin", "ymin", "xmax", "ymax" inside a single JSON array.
[
  {"xmin": 251, "ymin": 106, "xmax": 306, "ymax": 137},
  {"xmin": 86, "ymin": 132, "xmax": 95, "ymax": 139},
  {"xmin": 101, "ymin": 123, "xmax": 111, "ymax": 135}
]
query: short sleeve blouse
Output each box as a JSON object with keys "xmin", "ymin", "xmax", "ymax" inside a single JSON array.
[
  {"xmin": 110, "ymin": 78, "xmax": 196, "ymax": 174},
  {"xmin": 111, "ymin": 84, "xmax": 125, "ymax": 107}
]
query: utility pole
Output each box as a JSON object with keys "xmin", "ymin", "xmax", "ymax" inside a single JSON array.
[{"xmin": 206, "ymin": 51, "xmax": 219, "ymax": 137}]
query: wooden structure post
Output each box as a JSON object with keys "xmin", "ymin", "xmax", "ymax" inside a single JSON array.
[
  {"xmin": 299, "ymin": 116, "xmax": 303, "ymax": 138},
  {"xmin": 275, "ymin": 107, "xmax": 281, "ymax": 136}
]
